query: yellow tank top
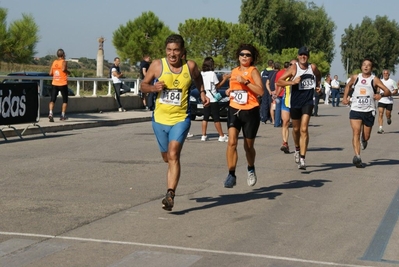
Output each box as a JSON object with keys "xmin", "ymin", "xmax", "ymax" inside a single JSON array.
[
  {"xmin": 284, "ymin": 80, "xmax": 291, "ymax": 108},
  {"xmin": 229, "ymin": 66, "xmax": 259, "ymax": 110},
  {"xmin": 154, "ymin": 58, "xmax": 192, "ymax": 125},
  {"xmin": 51, "ymin": 59, "xmax": 68, "ymax": 86}
]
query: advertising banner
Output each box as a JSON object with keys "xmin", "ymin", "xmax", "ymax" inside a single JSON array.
[{"xmin": 0, "ymin": 83, "xmax": 39, "ymax": 125}]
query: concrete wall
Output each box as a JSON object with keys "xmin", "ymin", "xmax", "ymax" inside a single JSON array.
[{"xmin": 40, "ymin": 94, "xmax": 143, "ymax": 115}]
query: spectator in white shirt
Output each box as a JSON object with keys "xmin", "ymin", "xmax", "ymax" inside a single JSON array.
[{"xmin": 331, "ymin": 75, "xmax": 340, "ymax": 107}]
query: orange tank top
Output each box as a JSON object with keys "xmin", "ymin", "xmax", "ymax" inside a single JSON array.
[
  {"xmin": 51, "ymin": 59, "xmax": 68, "ymax": 86},
  {"xmin": 229, "ymin": 66, "xmax": 259, "ymax": 110}
]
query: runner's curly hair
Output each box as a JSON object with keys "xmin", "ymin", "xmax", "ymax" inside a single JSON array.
[{"xmin": 235, "ymin": 44, "xmax": 260, "ymax": 66}]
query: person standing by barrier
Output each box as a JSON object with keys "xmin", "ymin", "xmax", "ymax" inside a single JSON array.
[
  {"xmin": 49, "ymin": 49, "xmax": 70, "ymax": 122},
  {"xmin": 140, "ymin": 34, "xmax": 209, "ymax": 211},
  {"xmin": 224, "ymin": 44, "xmax": 264, "ymax": 188},
  {"xmin": 377, "ymin": 69, "xmax": 398, "ymax": 134},
  {"xmin": 200, "ymin": 57, "xmax": 230, "ymax": 142},
  {"xmin": 276, "ymin": 46, "xmax": 321, "ymax": 170},
  {"xmin": 342, "ymin": 59, "xmax": 391, "ymax": 168},
  {"xmin": 110, "ymin": 57, "xmax": 130, "ymax": 112}
]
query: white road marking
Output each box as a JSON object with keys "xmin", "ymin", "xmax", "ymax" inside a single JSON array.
[{"xmin": 0, "ymin": 231, "xmax": 375, "ymax": 267}]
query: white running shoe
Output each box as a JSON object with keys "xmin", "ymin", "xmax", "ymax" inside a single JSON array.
[
  {"xmin": 186, "ymin": 133, "xmax": 194, "ymax": 138},
  {"xmin": 201, "ymin": 135, "xmax": 208, "ymax": 141},
  {"xmin": 294, "ymin": 151, "xmax": 300, "ymax": 163},
  {"xmin": 298, "ymin": 158, "xmax": 306, "ymax": 170},
  {"xmin": 218, "ymin": 135, "xmax": 228, "ymax": 142},
  {"xmin": 247, "ymin": 169, "xmax": 257, "ymax": 186}
]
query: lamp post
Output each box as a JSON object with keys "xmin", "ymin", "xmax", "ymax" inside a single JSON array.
[{"xmin": 346, "ymin": 58, "xmax": 349, "ymax": 78}]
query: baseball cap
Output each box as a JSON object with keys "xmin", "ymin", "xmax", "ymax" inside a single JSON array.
[{"xmin": 298, "ymin": 46, "xmax": 309, "ymax": 56}]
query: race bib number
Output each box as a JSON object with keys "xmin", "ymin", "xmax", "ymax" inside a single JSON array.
[
  {"xmin": 230, "ymin": 90, "xmax": 248, "ymax": 105},
  {"xmin": 299, "ymin": 74, "xmax": 315, "ymax": 90},
  {"xmin": 159, "ymin": 89, "xmax": 182, "ymax": 106},
  {"xmin": 356, "ymin": 96, "xmax": 371, "ymax": 108}
]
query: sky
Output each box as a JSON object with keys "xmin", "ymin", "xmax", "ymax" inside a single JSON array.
[{"xmin": 1, "ymin": 0, "xmax": 398, "ymax": 81}]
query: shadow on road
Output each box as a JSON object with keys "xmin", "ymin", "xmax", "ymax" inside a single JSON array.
[
  {"xmin": 307, "ymin": 158, "xmax": 399, "ymax": 172},
  {"xmin": 171, "ymin": 179, "xmax": 331, "ymax": 215},
  {"xmin": 368, "ymin": 158, "xmax": 399, "ymax": 166},
  {"xmin": 308, "ymin": 147, "xmax": 345, "ymax": 152},
  {"xmin": 0, "ymin": 133, "xmax": 77, "ymax": 144}
]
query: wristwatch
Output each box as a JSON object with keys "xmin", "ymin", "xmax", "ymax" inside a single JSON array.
[
  {"xmin": 244, "ymin": 80, "xmax": 251, "ymax": 85},
  {"xmin": 379, "ymin": 91, "xmax": 385, "ymax": 97}
]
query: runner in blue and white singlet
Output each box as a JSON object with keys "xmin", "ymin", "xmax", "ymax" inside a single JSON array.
[{"xmin": 276, "ymin": 46, "xmax": 321, "ymax": 171}]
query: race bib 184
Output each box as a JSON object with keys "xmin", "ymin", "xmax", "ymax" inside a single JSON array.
[{"xmin": 159, "ymin": 89, "xmax": 182, "ymax": 106}]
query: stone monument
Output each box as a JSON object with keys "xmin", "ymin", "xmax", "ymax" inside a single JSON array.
[{"xmin": 96, "ymin": 37, "xmax": 105, "ymax": 77}]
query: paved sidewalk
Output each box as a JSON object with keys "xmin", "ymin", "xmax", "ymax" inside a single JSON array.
[{"xmin": 0, "ymin": 109, "xmax": 153, "ymax": 140}]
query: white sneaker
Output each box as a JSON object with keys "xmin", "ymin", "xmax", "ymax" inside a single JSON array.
[
  {"xmin": 247, "ymin": 169, "xmax": 257, "ymax": 186},
  {"xmin": 294, "ymin": 151, "xmax": 300, "ymax": 163},
  {"xmin": 118, "ymin": 107, "xmax": 126, "ymax": 112},
  {"xmin": 298, "ymin": 158, "xmax": 306, "ymax": 170},
  {"xmin": 218, "ymin": 135, "xmax": 228, "ymax": 142},
  {"xmin": 201, "ymin": 135, "xmax": 208, "ymax": 141},
  {"xmin": 186, "ymin": 133, "xmax": 194, "ymax": 138}
]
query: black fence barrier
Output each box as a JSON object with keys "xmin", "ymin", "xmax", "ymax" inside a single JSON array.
[{"xmin": 0, "ymin": 83, "xmax": 44, "ymax": 140}]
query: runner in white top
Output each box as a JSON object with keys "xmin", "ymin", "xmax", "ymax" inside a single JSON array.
[
  {"xmin": 376, "ymin": 69, "xmax": 398, "ymax": 134},
  {"xmin": 342, "ymin": 59, "xmax": 391, "ymax": 168}
]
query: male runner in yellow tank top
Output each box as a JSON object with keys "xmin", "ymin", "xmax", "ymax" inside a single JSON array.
[{"xmin": 140, "ymin": 34, "xmax": 209, "ymax": 211}]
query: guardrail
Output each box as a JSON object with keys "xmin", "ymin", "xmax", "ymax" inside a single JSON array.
[{"xmin": 0, "ymin": 75, "xmax": 141, "ymax": 97}]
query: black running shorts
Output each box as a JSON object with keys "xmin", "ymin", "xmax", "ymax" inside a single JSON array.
[{"xmin": 227, "ymin": 106, "xmax": 260, "ymax": 139}]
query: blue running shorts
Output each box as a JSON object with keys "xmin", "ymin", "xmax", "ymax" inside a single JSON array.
[{"xmin": 152, "ymin": 118, "xmax": 191, "ymax": 152}]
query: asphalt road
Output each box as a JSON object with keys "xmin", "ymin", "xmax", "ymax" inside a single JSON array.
[{"xmin": 1, "ymin": 103, "xmax": 398, "ymax": 267}]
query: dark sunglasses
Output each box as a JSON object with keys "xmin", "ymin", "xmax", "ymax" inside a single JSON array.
[{"xmin": 239, "ymin": 53, "xmax": 252, "ymax": 57}]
